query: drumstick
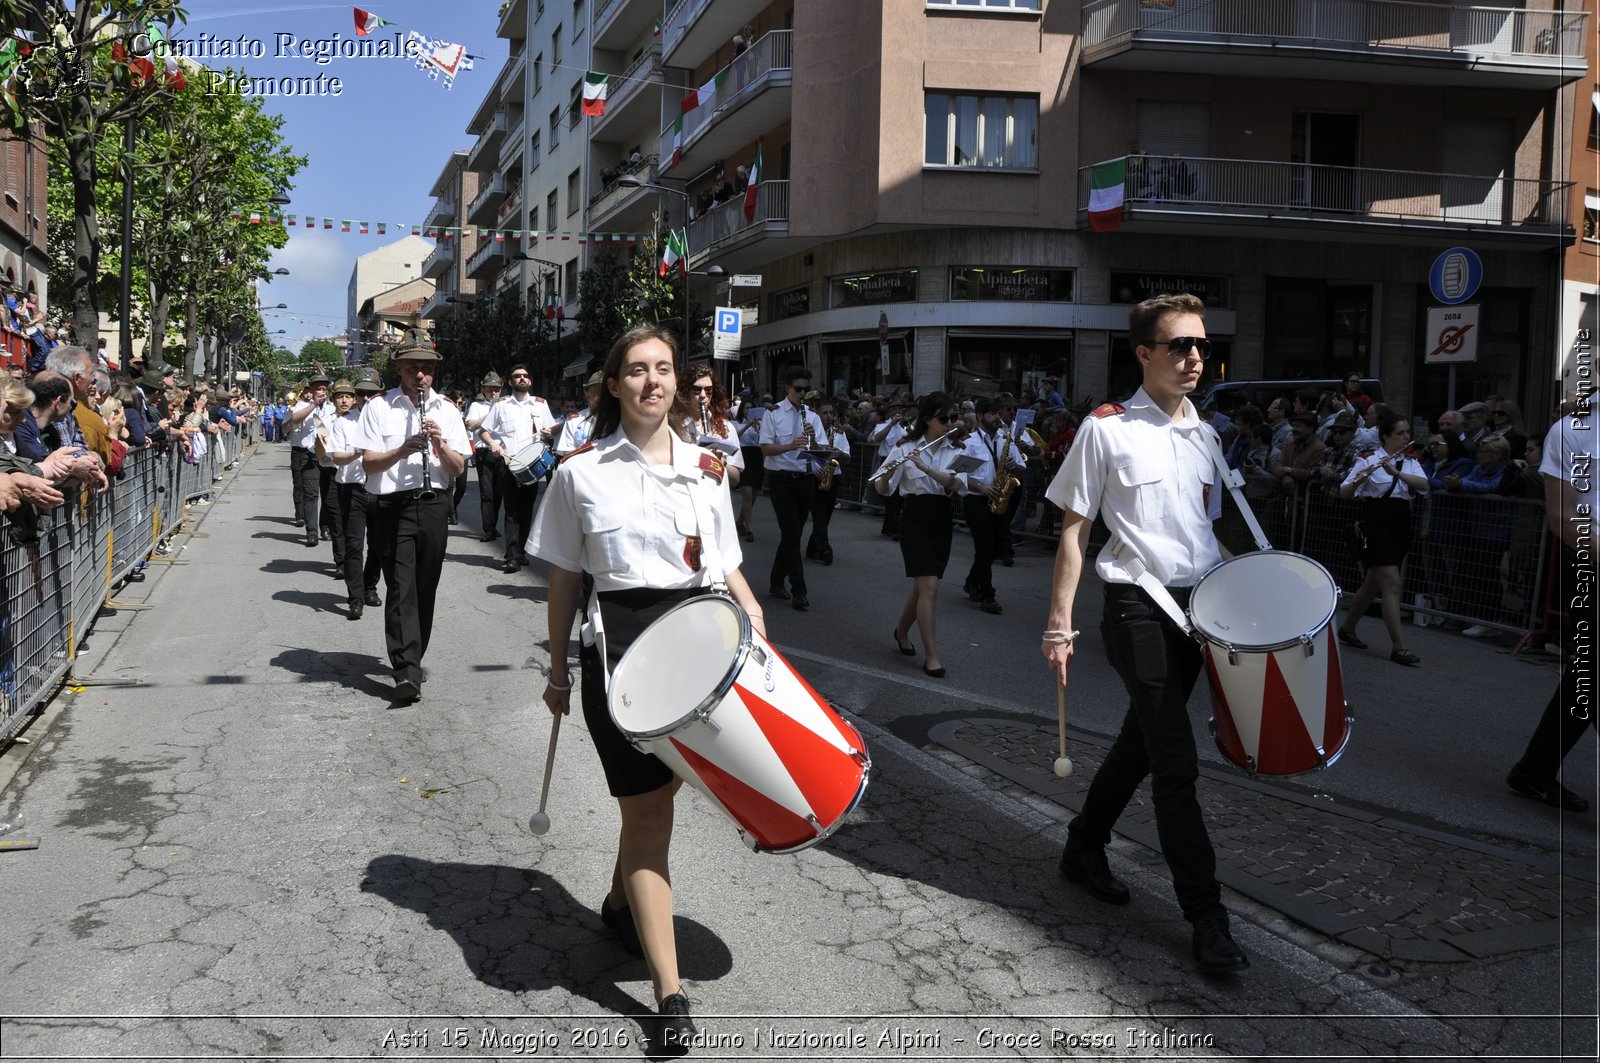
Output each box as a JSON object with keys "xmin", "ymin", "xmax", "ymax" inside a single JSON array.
[
  {"xmin": 527, "ymin": 713, "xmax": 562, "ymax": 835},
  {"xmin": 1053, "ymin": 679, "xmax": 1074, "ymax": 778}
]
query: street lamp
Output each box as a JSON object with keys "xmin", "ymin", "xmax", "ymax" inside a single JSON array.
[{"xmin": 617, "ymin": 175, "xmax": 695, "ymax": 361}]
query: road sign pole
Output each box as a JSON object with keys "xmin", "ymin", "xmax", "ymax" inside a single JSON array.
[{"xmin": 1448, "ymin": 365, "xmax": 1456, "ymax": 410}]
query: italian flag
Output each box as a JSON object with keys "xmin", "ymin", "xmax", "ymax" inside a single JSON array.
[
  {"xmin": 679, "ymin": 69, "xmax": 727, "ymax": 114},
  {"xmin": 1087, "ymin": 158, "xmax": 1127, "ymax": 233},
  {"xmin": 743, "ymin": 140, "xmax": 763, "ymax": 224},
  {"xmin": 353, "ymin": 7, "xmax": 391, "ymax": 36},
  {"xmin": 582, "ymin": 71, "xmax": 608, "ymax": 117},
  {"xmin": 659, "ymin": 229, "xmax": 687, "ymax": 277},
  {"xmin": 667, "ymin": 115, "xmax": 683, "ymax": 168}
]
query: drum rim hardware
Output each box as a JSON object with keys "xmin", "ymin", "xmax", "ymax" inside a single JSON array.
[
  {"xmin": 1189, "ymin": 550, "xmax": 1339, "ymax": 656},
  {"xmin": 611, "ymin": 593, "xmax": 768, "ymax": 741},
  {"xmin": 737, "ymin": 748, "xmax": 872, "ymax": 855}
]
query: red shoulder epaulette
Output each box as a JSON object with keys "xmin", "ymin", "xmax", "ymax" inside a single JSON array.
[
  {"xmin": 699, "ymin": 451, "xmax": 726, "ymax": 485},
  {"xmin": 1357, "ymin": 447, "xmax": 1377, "ymax": 458},
  {"xmin": 1090, "ymin": 402, "xmax": 1125, "ymax": 419},
  {"xmin": 562, "ymin": 441, "xmax": 596, "ymax": 462}
]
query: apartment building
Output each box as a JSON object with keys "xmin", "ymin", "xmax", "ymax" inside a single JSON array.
[
  {"xmin": 345, "ymin": 236, "xmax": 436, "ymax": 363},
  {"xmin": 457, "ymin": 0, "xmax": 588, "ymax": 341},
  {"xmin": 586, "ymin": 0, "xmax": 1583, "ymax": 421},
  {"xmin": 0, "ymin": 123, "xmax": 47, "ymax": 369},
  {"xmin": 1561, "ymin": 13, "xmax": 1598, "ymax": 406},
  {"xmin": 419, "ymin": 150, "xmax": 482, "ymax": 324}
]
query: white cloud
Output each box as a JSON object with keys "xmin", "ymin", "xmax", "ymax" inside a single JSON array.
[{"xmin": 269, "ymin": 230, "xmax": 351, "ymax": 289}]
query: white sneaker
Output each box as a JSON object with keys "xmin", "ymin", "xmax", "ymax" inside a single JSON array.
[{"xmin": 1462, "ymin": 624, "xmax": 1491, "ymax": 638}]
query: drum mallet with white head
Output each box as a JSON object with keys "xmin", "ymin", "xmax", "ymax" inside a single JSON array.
[
  {"xmin": 1054, "ymin": 682, "xmax": 1073, "ymax": 779},
  {"xmin": 527, "ymin": 714, "xmax": 562, "ymax": 835}
]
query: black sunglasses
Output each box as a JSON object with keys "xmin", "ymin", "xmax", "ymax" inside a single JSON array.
[{"xmin": 1153, "ymin": 337, "xmax": 1213, "ymax": 360}]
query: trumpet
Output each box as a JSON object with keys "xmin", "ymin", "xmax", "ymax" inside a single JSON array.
[{"xmin": 869, "ymin": 426, "xmax": 962, "ymax": 484}]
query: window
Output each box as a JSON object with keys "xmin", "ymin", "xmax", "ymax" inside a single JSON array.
[
  {"xmin": 549, "ymin": 107, "xmax": 561, "ymax": 147},
  {"xmin": 565, "ymin": 260, "xmax": 579, "ymax": 305},
  {"xmin": 529, "ymin": 205, "xmax": 539, "ymax": 233},
  {"xmin": 573, "ymin": 0, "xmax": 585, "ymax": 38},
  {"xmin": 552, "ymin": 24, "xmax": 562, "ymax": 66},
  {"xmin": 529, "ymin": 130, "xmax": 541, "ymax": 171},
  {"xmin": 568, "ymin": 80, "xmax": 582, "ymax": 128},
  {"xmin": 1589, "ymin": 107, "xmax": 1599, "ymax": 152},
  {"xmin": 1585, "ymin": 190, "xmax": 1599, "ymax": 243},
  {"xmin": 926, "ymin": 0, "xmax": 1040, "ymax": 10},
  {"xmin": 547, "ymin": 189, "xmax": 559, "ymax": 230},
  {"xmin": 533, "ymin": 52, "xmax": 542, "ymax": 94},
  {"xmin": 924, "ymin": 92, "xmax": 1038, "ymax": 170},
  {"xmin": 567, "ymin": 168, "xmax": 581, "ymax": 215}
]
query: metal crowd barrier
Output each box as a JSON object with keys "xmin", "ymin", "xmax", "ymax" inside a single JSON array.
[{"xmin": 0, "ymin": 432, "xmax": 256, "ymax": 744}]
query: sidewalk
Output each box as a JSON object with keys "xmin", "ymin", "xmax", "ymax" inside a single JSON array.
[{"xmin": 0, "ymin": 443, "xmax": 1591, "ymax": 1060}]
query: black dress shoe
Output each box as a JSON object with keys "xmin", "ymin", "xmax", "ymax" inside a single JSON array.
[
  {"xmin": 364, "ymin": 589, "xmax": 382, "ymax": 607},
  {"xmin": 502, "ymin": 558, "xmax": 521, "ymax": 573},
  {"xmin": 893, "ymin": 629, "xmax": 915, "ymax": 656},
  {"xmin": 657, "ymin": 993, "xmax": 696, "ymax": 1052},
  {"xmin": 962, "ymin": 579, "xmax": 982, "ymax": 601},
  {"xmin": 392, "ymin": 679, "xmax": 421, "ymax": 705},
  {"xmin": 292, "ymin": 518, "xmax": 304, "ymax": 527},
  {"xmin": 599, "ymin": 894, "xmax": 644, "ymax": 958},
  {"xmin": 303, "ymin": 538, "xmax": 318, "ymax": 548},
  {"xmin": 791, "ymin": 593, "xmax": 809, "ymax": 611},
  {"xmin": 347, "ymin": 602, "xmax": 363, "ymax": 621},
  {"xmin": 999, "ymin": 557, "xmax": 1015, "ymax": 567},
  {"xmin": 1058, "ymin": 847, "xmax": 1131, "ymax": 905},
  {"xmin": 980, "ymin": 598, "xmax": 1003, "ymax": 615},
  {"xmin": 819, "ymin": 548, "xmax": 833, "ymax": 565},
  {"xmin": 922, "ymin": 664, "xmax": 946, "ymax": 678},
  {"xmin": 768, "ymin": 585, "xmax": 790, "ymax": 600},
  {"xmin": 1507, "ymin": 765, "xmax": 1591, "ymax": 812},
  {"xmin": 1192, "ymin": 916, "xmax": 1249, "ymax": 973},
  {"xmin": 805, "ymin": 545, "xmax": 819, "ymax": 560}
]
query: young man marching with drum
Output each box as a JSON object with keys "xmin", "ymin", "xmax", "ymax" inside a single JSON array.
[
  {"xmin": 1041, "ymin": 292, "xmax": 1249, "ymax": 974},
  {"xmin": 477, "ymin": 364, "xmax": 556, "ymax": 573},
  {"xmin": 530, "ymin": 325, "xmax": 765, "ymax": 1049}
]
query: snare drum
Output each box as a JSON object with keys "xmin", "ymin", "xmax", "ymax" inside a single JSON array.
[
  {"xmin": 1187, "ymin": 551, "xmax": 1351, "ymax": 777},
  {"xmin": 506, "ymin": 440, "xmax": 555, "ymax": 486},
  {"xmin": 609, "ymin": 594, "xmax": 870, "ymax": 853}
]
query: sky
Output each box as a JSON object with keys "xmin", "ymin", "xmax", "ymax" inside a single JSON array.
[{"xmin": 172, "ymin": 1, "xmax": 509, "ymax": 354}]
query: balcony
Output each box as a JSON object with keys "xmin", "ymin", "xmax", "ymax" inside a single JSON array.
[
  {"xmin": 498, "ymin": 183, "xmax": 525, "ymax": 226},
  {"xmin": 591, "ymin": 45, "xmax": 661, "ymax": 145},
  {"xmin": 1076, "ymin": 155, "xmax": 1574, "ymax": 249},
  {"xmin": 594, "ymin": 0, "xmax": 661, "ymax": 51},
  {"xmin": 587, "ymin": 152, "xmax": 659, "ymax": 231},
  {"xmin": 661, "ymin": 0, "xmax": 748, "ymax": 70},
  {"xmin": 661, "ymin": 31, "xmax": 792, "ymax": 177},
  {"xmin": 500, "ymin": 121, "xmax": 527, "ymax": 180},
  {"xmin": 420, "ymin": 290, "xmax": 454, "ymax": 320},
  {"xmin": 467, "ymin": 111, "xmax": 509, "ymax": 173},
  {"xmin": 467, "ymin": 172, "xmax": 507, "ymax": 225},
  {"xmin": 498, "ymin": 0, "xmax": 528, "ymax": 40},
  {"xmin": 1081, "ymin": 0, "xmax": 1589, "ymax": 88},
  {"xmin": 686, "ymin": 179, "xmax": 791, "ymax": 271},
  {"xmin": 421, "ymin": 241, "xmax": 455, "ymax": 279},
  {"xmin": 466, "ymin": 238, "xmax": 509, "ymax": 279},
  {"xmin": 424, "ymin": 194, "xmax": 456, "ymax": 229},
  {"xmin": 499, "ymin": 51, "xmax": 528, "ymax": 103}
]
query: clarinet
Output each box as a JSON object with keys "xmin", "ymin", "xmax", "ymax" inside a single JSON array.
[{"xmin": 417, "ymin": 380, "xmax": 437, "ymax": 502}]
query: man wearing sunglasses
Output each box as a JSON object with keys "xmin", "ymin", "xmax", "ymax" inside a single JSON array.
[
  {"xmin": 758, "ymin": 365, "xmax": 827, "ymax": 610},
  {"xmin": 1041, "ymin": 292, "xmax": 1249, "ymax": 975}
]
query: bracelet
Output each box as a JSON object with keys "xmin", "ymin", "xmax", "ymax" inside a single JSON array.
[
  {"xmin": 1042, "ymin": 629, "xmax": 1080, "ymax": 645},
  {"xmin": 545, "ymin": 675, "xmax": 574, "ymax": 692}
]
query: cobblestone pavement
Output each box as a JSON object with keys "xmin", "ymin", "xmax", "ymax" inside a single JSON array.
[{"xmin": 923, "ymin": 714, "xmax": 1598, "ymax": 965}]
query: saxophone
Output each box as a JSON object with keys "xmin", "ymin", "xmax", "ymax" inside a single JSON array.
[
  {"xmin": 989, "ymin": 428, "xmax": 1020, "ymax": 514},
  {"xmin": 818, "ymin": 425, "xmax": 841, "ymax": 490}
]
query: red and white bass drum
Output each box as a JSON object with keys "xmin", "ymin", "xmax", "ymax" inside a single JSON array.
[{"xmin": 609, "ymin": 594, "xmax": 871, "ymax": 852}]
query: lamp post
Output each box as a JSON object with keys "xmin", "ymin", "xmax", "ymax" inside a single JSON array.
[{"xmin": 617, "ymin": 175, "xmax": 694, "ymax": 361}]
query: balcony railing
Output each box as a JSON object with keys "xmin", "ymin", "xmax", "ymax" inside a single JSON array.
[
  {"xmin": 498, "ymin": 0, "xmax": 528, "ymax": 39},
  {"xmin": 664, "ymin": 31, "xmax": 793, "ymax": 157},
  {"xmin": 468, "ymin": 172, "xmax": 507, "ymax": 223},
  {"xmin": 421, "ymin": 241, "xmax": 456, "ymax": 279},
  {"xmin": 1078, "ymin": 155, "xmax": 1571, "ymax": 236},
  {"xmin": 467, "ymin": 111, "xmax": 509, "ymax": 172},
  {"xmin": 420, "ymin": 290, "xmax": 453, "ymax": 319},
  {"xmin": 588, "ymin": 152, "xmax": 660, "ymax": 221},
  {"xmin": 499, "ymin": 183, "xmax": 524, "ymax": 224},
  {"xmin": 686, "ymin": 179, "xmax": 789, "ymax": 259},
  {"xmin": 595, "ymin": 45, "xmax": 660, "ymax": 130},
  {"xmin": 1082, "ymin": 0, "xmax": 1588, "ymax": 65},
  {"xmin": 661, "ymin": 0, "xmax": 701, "ymax": 57},
  {"xmin": 424, "ymin": 194, "xmax": 456, "ymax": 227},
  {"xmin": 467, "ymin": 239, "xmax": 508, "ymax": 278},
  {"xmin": 593, "ymin": 0, "xmax": 629, "ymax": 39}
]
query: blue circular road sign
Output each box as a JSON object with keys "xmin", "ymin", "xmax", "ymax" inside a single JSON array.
[{"xmin": 1429, "ymin": 247, "xmax": 1482, "ymax": 305}]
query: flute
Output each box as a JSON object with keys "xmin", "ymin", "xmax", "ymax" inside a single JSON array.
[{"xmin": 868, "ymin": 426, "xmax": 962, "ymax": 484}]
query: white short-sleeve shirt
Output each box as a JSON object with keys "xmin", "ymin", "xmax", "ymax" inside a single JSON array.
[
  {"xmin": 1045, "ymin": 388, "xmax": 1223, "ymax": 588},
  {"xmin": 527, "ymin": 430, "xmax": 744, "ymax": 591},
  {"xmin": 554, "ymin": 410, "xmax": 596, "ymax": 456},
  {"xmin": 878, "ymin": 434, "xmax": 969, "ymax": 497},
  {"xmin": 759, "ymin": 400, "xmax": 826, "ymax": 473},
  {"xmin": 286, "ymin": 400, "xmax": 330, "ymax": 449},
  {"xmin": 479, "ymin": 393, "xmax": 556, "ymax": 455},
  {"xmin": 329, "ymin": 411, "xmax": 366, "ymax": 486},
  {"xmin": 1540, "ymin": 414, "xmax": 1597, "ymax": 511},
  {"xmin": 349, "ymin": 387, "xmax": 471, "ymax": 495},
  {"xmin": 1341, "ymin": 449, "xmax": 1428, "ymax": 501}
]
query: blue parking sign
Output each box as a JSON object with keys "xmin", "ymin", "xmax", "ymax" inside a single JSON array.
[{"xmin": 713, "ymin": 307, "xmax": 742, "ymax": 361}]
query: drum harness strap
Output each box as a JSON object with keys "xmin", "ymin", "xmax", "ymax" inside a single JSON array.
[{"xmin": 1110, "ymin": 426, "xmax": 1274, "ymax": 639}]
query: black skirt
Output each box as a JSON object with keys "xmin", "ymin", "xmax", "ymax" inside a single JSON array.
[
  {"xmin": 1360, "ymin": 496, "xmax": 1413, "ymax": 568},
  {"xmin": 580, "ymin": 586, "xmax": 710, "ymax": 797},
  {"xmin": 897, "ymin": 494, "xmax": 954, "ymax": 578}
]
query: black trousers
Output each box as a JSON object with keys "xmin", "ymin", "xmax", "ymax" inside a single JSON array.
[
  {"xmin": 963, "ymin": 495, "xmax": 997, "ymax": 597},
  {"xmin": 336, "ymin": 483, "xmax": 380, "ymax": 604},
  {"xmin": 996, "ymin": 485, "xmax": 1022, "ymax": 561},
  {"xmin": 497, "ymin": 464, "xmax": 539, "ymax": 562},
  {"xmin": 767, "ymin": 470, "xmax": 814, "ymax": 593},
  {"xmin": 476, "ymin": 450, "xmax": 503, "ymax": 536},
  {"xmin": 290, "ymin": 446, "xmax": 319, "ymax": 542},
  {"xmin": 318, "ymin": 465, "xmax": 336, "ymax": 538},
  {"xmin": 807, "ymin": 480, "xmax": 837, "ymax": 556},
  {"xmin": 324, "ymin": 470, "xmax": 347, "ymax": 569},
  {"xmin": 1067, "ymin": 582, "xmax": 1224, "ymax": 924},
  {"xmin": 368, "ymin": 491, "xmax": 449, "ymax": 684},
  {"xmin": 1515, "ymin": 547, "xmax": 1595, "ymax": 779}
]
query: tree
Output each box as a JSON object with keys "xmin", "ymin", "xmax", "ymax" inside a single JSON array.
[
  {"xmin": 626, "ymin": 225, "xmax": 711, "ymax": 360},
  {"xmin": 576, "ymin": 248, "xmax": 631, "ymax": 367},
  {"xmin": 0, "ymin": 1, "xmax": 191, "ymax": 345},
  {"xmin": 299, "ymin": 337, "xmax": 342, "ymax": 370},
  {"xmin": 433, "ymin": 295, "xmax": 555, "ymax": 394}
]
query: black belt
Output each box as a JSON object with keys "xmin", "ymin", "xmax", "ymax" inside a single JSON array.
[
  {"xmin": 372, "ymin": 488, "xmax": 445, "ymax": 504},
  {"xmin": 769, "ymin": 469, "xmax": 812, "ymax": 479}
]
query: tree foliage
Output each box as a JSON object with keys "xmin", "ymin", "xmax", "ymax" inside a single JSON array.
[
  {"xmin": 432, "ymin": 295, "xmax": 556, "ymax": 395},
  {"xmin": 298, "ymin": 337, "xmax": 341, "ymax": 369}
]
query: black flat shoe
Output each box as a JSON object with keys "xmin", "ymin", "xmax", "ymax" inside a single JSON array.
[
  {"xmin": 364, "ymin": 589, "xmax": 382, "ymax": 607},
  {"xmin": 1507, "ymin": 765, "xmax": 1591, "ymax": 812},
  {"xmin": 923, "ymin": 664, "xmax": 945, "ymax": 678},
  {"xmin": 1192, "ymin": 916, "xmax": 1249, "ymax": 974},
  {"xmin": 599, "ymin": 894, "xmax": 644, "ymax": 957},
  {"xmin": 791, "ymin": 593, "xmax": 809, "ymax": 611},
  {"xmin": 768, "ymin": 585, "xmax": 790, "ymax": 600},
  {"xmin": 1337, "ymin": 629, "xmax": 1367, "ymax": 650},
  {"xmin": 347, "ymin": 602, "xmax": 363, "ymax": 621},
  {"xmin": 1058, "ymin": 847, "xmax": 1131, "ymax": 905},
  {"xmin": 657, "ymin": 993, "xmax": 696, "ymax": 1052},
  {"xmin": 1390, "ymin": 648, "xmax": 1421, "ymax": 667},
  {"xmin": 893, "ymin": 629, "xmax": 915, "ymax": 656}
]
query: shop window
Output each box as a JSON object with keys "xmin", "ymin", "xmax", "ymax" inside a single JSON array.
[{"xmin": 948, "ymin": 334, "xmax": 1071, "ymax": 399}]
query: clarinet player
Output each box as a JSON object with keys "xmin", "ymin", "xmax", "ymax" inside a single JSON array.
[{"xmin": 351, "ymin": 329, "xmax": 470, "ymax": 704}]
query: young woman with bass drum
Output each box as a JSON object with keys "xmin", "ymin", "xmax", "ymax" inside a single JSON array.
[{"xmin": 527, "ymin": 325, "xmax": 765, "ymax": 1050}]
